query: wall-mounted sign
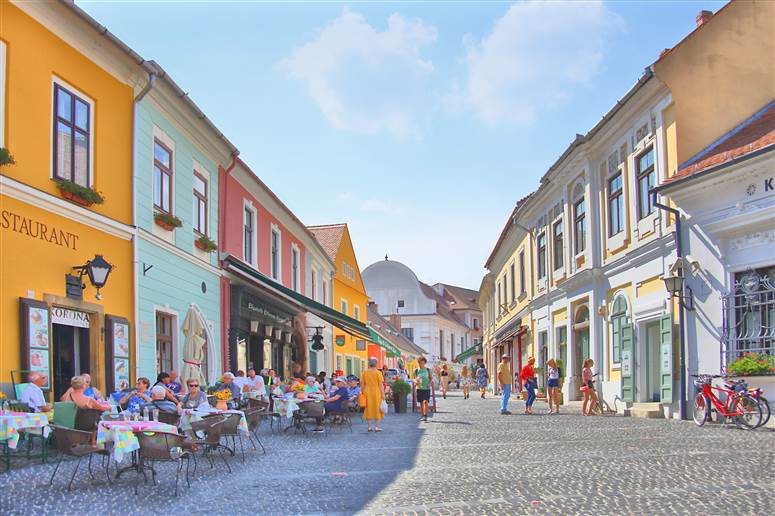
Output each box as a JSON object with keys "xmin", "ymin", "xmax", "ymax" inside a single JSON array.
[
  {"xmin": 1, "ymin": 209, "xmax": 80, "ymax": 250},
  {"xmin": 51, "ymin": 306, "xmax": 90, "ymax": 328},
  {"xmin": 106, "ymin": 316, "xmax": 131, "ymax": 392},
  {"xmin": 335, "ymin": 335, "xmax": 345, "ymax": 347},
  {"xmin": 621, "ymin": 350, "xmax": 632, "ymax": 377},
  {"xmin": 20, "ymin": 299, "xmax": 52, "ymax": 391}
]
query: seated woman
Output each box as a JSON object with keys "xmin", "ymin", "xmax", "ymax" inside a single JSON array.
[
  {"xmin": 62, "ymin": 375, "xmax": 111, "ymax": 412},
  {"xmin": 180, "ymin": 379, "xmax": 208, "ymax": 410},
  {"xmin": 139, "ymin": 385, "xmax": 181, "ymax": 414},
  {"xmin": 119, "ymin": 377, "xmax": 153, "ymax": 413},
  {"xmin": 304, "ymin": 376, "xmax": 321, "ymax": 395},
  {"xmin": 312, "ymin": 376, "xmax": 350, "ymax": 433},
  {"xmin": 60, "ymin": 372, "xmax": 103, "ymax": 401},
  {"xmin": 153, "ymin": 372, "xmax": 182, "ymax": 403}
]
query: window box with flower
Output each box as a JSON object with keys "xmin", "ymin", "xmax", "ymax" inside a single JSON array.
[
  {"xmin": 195, "ymin": 235, "xmax": 217, "ymax": 253},
  {"xmin": 56, "ymin": 179, "xmax": 105, "ymax": 207},
  {"xmin": 154, "ymin": 212, "xmax": 182, "ymax": 231}
]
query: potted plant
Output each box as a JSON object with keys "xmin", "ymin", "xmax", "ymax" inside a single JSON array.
[
  {"xmin": 391, "ymin": 379, "xmax": 411, "ymax": 413},
  {"xmin": 56, "ymin": 179, "xmax": 105, "ymax": 207},
  {"xmin": 214, "ymin": 388, "xmax": 231, "ymax": 410},
  {"xmin": 195, "ymin": 234, "xmax": 217, "ymax": 252},
  {"xmin": 0, "ymin": 148, "xmax": 15, "ymax": 167},
  {"xmin": 154, "ymin": 211, "xmax": 182, "ymax": 231}
]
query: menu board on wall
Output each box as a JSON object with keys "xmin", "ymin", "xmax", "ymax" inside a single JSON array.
[
  {"xmin": 105, "ymin": 315, "xmax": 131, "ymax": 392},
  {"xmin": 20, "ymin": 298, "xmax": 52, "ymax": 391}
]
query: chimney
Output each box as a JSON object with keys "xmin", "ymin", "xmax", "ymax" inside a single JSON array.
[
  {"xmin": 389, "ymin": 313, "xmax": 401, "ymax": 330},
  {"xmin": 696, "ymin": 10, "xmax": 713, "ymax": 27}
]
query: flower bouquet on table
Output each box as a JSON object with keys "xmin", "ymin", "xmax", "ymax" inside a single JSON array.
[
  {"xmin": 214, "ymin": 388, "xmax": 231, "ymax": 410},
  {"xmin": 291, "ymin": 382, "xmax": 306, "ymax": 400}
]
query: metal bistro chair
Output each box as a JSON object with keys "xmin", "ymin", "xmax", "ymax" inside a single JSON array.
[
  {"xmin": 74, "ymin": 408, "xmax": 103, "ymax": 432},
  {"xmin": 220, "ymin": 413, "xmax": 247, "ymax": 463},
  {"xmin": 155, "ymin": 411, "xmax": 180, "ymax": 427},
  {"xmin": 183, "ymin": 415, "xmax": 231, "ymax": 474},
  {"xmin": 325, "ymin": 399, "xmax": 354, "ymax": 433},
  {"xmin": 134, "ymin": 431, "xmax": 191, "ymax": 497},
  {"xmin": 243, "ymin": 408, "xmax": 266, "ymax": 454},
  {"xmin": 248, "ymin": 397, "xmax": 282, "ymax": 433},
  {"xmin": 48, "ymin": 425, "xmax": 111, "ymax": 491}
]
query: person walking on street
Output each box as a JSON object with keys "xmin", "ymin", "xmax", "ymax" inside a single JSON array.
[
  {"xmin": 413, "ymin": 357, "xmax": 434, "ymax": 423},
  {"xmin": 546, "ymin": 358, "xmax": 561, "ymax": 414},
  {"xmin": 362, "ymin": 358, "xmax": 386, "ymax": 432},
  {"xmin": 460, "ymin": 366, "xmax": 471, "ymax": 399},
  {"xmin": 476, "ymin": 363, "xmax": 488, "ymax": 399},
  {"xmin": 520, "ymin": 356, "xmax": 537, "ymax": 415},
  {"xmin": 497, "ymin": 354, "xmax": 512, "ymax": 415},
  {"xmin": 581, "ymin": 358, "xmax": 598, "ymax": 416},
  {"xmin": 440, "ymin": 364, "xmax": 450, "ymax": 399}
]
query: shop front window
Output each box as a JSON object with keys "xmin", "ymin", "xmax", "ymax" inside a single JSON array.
[
  {"xmin": 156, "ymin": 312, "xmax": 173, "ymax": 374},
  {"xmin": 724, "ymin": 267, "xmax": 775, "ymax": 365}
]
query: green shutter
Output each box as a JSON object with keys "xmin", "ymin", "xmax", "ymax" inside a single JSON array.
[
  {"xmin": 659, "ymin": 315, "xmax": 673, "ymax": 403},
  {"xmin": 620, "ymin": 323, "xmax": 634, "ymax": 403}
]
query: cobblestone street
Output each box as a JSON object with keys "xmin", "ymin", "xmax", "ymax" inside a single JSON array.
[{"xmin": 1, "ymin": 392, "xmax": 774, "ymax": 515}]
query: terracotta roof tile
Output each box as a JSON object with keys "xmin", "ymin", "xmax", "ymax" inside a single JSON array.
[
  {"xmin": 665, "ymin": 101, "xmax": 775, "ymax": 184},
  {"xmin": 307, "ymin": 224, "xmax": 346, "ymax": 262}
]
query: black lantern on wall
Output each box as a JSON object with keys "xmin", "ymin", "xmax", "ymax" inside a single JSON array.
[
  {"xmin": 73, "ymin": 254, "xmax": 114, "ymax": 300},
  {"xmin": 663, "ymin": 259, "xmax": 693, "ymax": 311}
]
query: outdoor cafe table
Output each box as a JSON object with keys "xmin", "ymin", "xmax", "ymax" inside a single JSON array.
[
  {"xmin": 0, "ymin": 411, "xmax": 49, "ymax": 449},
  {"xmin": 273, "ymin": 396, "xmax": 324, "ymax": 432},
  {"xmin": 179, "ymin": 408, "xmax": 249, "ymax": 435},
  {"xmin": 96, "ymin": 420, "xmax": 178, "ymax": 463}
]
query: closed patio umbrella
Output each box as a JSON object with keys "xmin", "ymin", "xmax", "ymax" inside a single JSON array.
[{"xmin": 181, "ymin": 305, "xmax": 207, "ymax": 386}]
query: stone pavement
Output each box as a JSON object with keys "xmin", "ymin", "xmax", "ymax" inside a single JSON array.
[{"xmin": 1, "ymin": 393, "xmax": 773, "ymax": 515}]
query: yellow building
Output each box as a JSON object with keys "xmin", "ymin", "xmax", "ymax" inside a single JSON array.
[
  {"xmin": 0, "ymin": 1, "xmax": 137, "ymax": 399},
  {"xmin": 308, "ymin": 224, "xmax": 369, "ymax": 376}
]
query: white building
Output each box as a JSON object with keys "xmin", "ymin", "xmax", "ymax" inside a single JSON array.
[{"xmin": 362, "ymin": 258, "xmax": 476, "ymax": 361}]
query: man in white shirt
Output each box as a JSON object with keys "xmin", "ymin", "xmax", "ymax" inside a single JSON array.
[
  {"xmin": 232, "ymin": 370, "xmax": 248, "ymax": 393},
  {"xmin": 21, "ymin": 372, "xmax": 53, "ymax": 412},
  {"xmin": 245, "ymin": 368, "xmax": 265, "ymax": 394}
]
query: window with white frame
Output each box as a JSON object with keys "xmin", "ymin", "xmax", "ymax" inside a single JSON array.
[
  {"xmin": 353, "ymin": 304, "xmax": 360, "ymax": 321},
  {"xmin": 509, "ymin": 263, "xmax": 516, "ymax": 304},
  {"xmin": 53, "ymin": 81, "xmax": 93, "ymax": 187},
  {"xmin": 153, "ymin": 139, "xmax": 173, "ymax": 213},
  {"xmin": 291, "ymin": 245, "xmax": 300, "ymax": 292},
  {"xmin": 155, "ymin": 312, "xmax": 174, "ymax": 375},
  {"xmin": 519, "ymin": 250, "xmax": 526, "ymax": 295},
  {"xmin": 553, "ymin": 220, "xmax": 564, "ymax": 270},
  {"xmin": 636, "ymin": 147, "xmax": 655, "ymax": 219},
  {"xmin": 270, "ymin": 227, "xmax": 281, "ymax": 280},
  {"xmin": 193, "ymin": 172, "xmax": 207, "ymax": 235},
  {"xmin": 608, "ymin": 173, "xmax": 624, "ymax": 236},
  {"xmin": 323, "ymin": 281, "xmax": 328, "ymax": 306},
  {"xmin": 537, "ymin": 232, "xmax": 547, "ymax": 279},
  {"xmin": 243, "ymin": 205, "xmax": 255, "ymax": 266},
  {"xmin": 401, "ymin": 327, "xmax": 414, "ymax": 342},
  {"xmin": 336, "ymin": 354, "xmax": 343, "ymax": 372},
  {"xmin": 572, "ymin": 183, "xmax": 586, "ymax": 255},
  {"xmin": 340, "ymin": 299, "xmax": 348, "ymax": 316},
  {"xmin": 311, "ymin": 269, "xmax": 317, "ymax": 300}
]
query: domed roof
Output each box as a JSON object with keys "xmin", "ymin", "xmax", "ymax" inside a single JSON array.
[{"xmin": 362, "ymin": 258, "xmax": 421, "ymax": 286}]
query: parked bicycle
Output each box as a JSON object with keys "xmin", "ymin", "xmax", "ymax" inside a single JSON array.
[
  {"xmin": 692, "ymin": 374, "xmax": 762, "ymax": 429},
  {"xmin": 723, "ymin": 377, "xmax": 770, "ymax": 428},
  {"xmin": 588, "ymin": 373, "xmax": 616, "ymax": 416}
]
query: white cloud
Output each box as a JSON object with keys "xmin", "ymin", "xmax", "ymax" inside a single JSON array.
[
  {"xmin": 279, "ymin": 9, "xmax": 438, "ymax": 138},
  {"xmin": 457, "ymin": 1, "xmax": 621, "ymax": 126}
]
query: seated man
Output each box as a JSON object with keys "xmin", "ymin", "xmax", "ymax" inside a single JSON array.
[
  {"xmin": 245, "ymin": 368, "xmax": 265, "ymax": 395},
  {"xmin": 167, "ymin": 370, "xmax": 184, "ymax": 395},
  {"xmin": 217, "ymin": 372, "xmax": 242, "ymax": 408},
  {"xmin": 346, "ymin": 376, "xmax": 361, "ymax": 409},
  {"xmin": 21, "ymin": 372, "xmax": 53, "ymax": 413},
  {"xmin": 312, "ymin": 377, "xmax": 350, "ymax": 433},
  {"xmin": 139, "ymin": 385, "xmax": 181, "ymax": 415}
]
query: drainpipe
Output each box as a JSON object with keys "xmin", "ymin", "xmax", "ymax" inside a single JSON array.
[
  {"xmin": 131, "ymin": 69, "xmax": 156, "ymax": 381},
  {"xmin": 653, "ymin": 190, "xmax": 687, "ymax": 421}
]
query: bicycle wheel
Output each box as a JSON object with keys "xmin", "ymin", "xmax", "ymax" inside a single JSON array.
[
  {"xmin": 733, "ymin": 394, "xmax": 762, "ymax": 430},
  {"xmin": 693, "ymin": 394, "xmax": 710, "ymax": 426},
  {"xmin": 756, "ymin": 396, "xmax": 771, "ymax": 428}
]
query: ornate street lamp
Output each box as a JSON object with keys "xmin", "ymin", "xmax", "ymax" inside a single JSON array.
[
  {"xmin": 662, "ymin": 273, "xmax": 684, "ymax": 297},
  {"xmin": 73, "ymin": 254, "xmax": 113, "ymax": 300},
  {"xmin": 663, "ymin": 260, "xmax": 694, "ymax": 311}
]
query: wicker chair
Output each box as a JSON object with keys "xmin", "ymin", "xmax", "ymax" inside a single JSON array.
[
  {"xmin": 219, "ymin": 413, "xmax": 249, "ymax": 462},
  {"xmin": 243, "ymin": 408, "xmax": 266, "ymax": 454},
  {"xmin": 182, "ymin": 416, "xmax": 231, "ymax": 474},
  {"xmin": 134, "ymin": 431, "xmax": 191, "ymax": 497},
  {"xmin": 48, "ymin": 425, "xmax": 111, "ymax": 491}
]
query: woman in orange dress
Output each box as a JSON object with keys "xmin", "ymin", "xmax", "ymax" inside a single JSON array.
[{"xmin": 362, "ymin": 358, "xmax": 386, "ymax": 432}]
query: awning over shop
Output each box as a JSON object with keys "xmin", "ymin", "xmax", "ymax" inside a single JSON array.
[
  {"xmin": 455, "ymin": 343, "xmax": 483, "ymax": 363},
  {"xmin": 495, "ymin": 317, "xmax": 527, "ymax": 345},
  {"xmin": 224, "ymin": 255, "xmax": 371, "ymax": 341},
  {"xmin": 368, "ymin": 328, "xmax": 401, "ymax": 358}
]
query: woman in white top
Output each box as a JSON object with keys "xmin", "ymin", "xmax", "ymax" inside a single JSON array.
[{"xmin": 546, "ymin": 358, "xmax": 561, "ymax": 414}]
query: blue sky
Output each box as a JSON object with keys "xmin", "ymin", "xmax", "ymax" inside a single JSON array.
[{"xmin": 80, "ymin": 0, "xmax": 726, "ymax": 289}]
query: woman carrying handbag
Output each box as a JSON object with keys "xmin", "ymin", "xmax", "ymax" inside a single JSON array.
[{"xmin": 519, "ymin": 356, "xmax": 538, "ymax": 415}]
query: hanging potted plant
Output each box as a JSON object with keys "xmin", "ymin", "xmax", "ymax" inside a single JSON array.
[
  {"xmin": 391, "ymin": 379, "xmax": 411, "ymax": 413},
  {"xmin": 0, "ymin": 148, "xmax": 15, "ymax": 167},
  {"xmin": 56, "ymin": 179, "xmax": 105, "ymax": 207},
  {"xmin": 154, "ymin": 211, "xmax": 182, "ymax": 231},
  {"xmin": 195, "ymin": 234, "xmax": 217, "ymax": 252}
]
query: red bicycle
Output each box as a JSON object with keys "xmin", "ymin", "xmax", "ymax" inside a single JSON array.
[{"xmin": 692, "ymin": 374, "xmax": 762, "ymax": 429}]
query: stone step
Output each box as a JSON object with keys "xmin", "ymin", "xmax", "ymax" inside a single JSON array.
[{"xmin": 630, "ymin": 402, "xmax": 664, "ymax": 419}]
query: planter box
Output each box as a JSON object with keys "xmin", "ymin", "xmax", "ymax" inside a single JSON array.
[
  {"xmin": 59, "ymin": 188, "xmax": 93, "ymax": 207},
  {"xmin": 154, "ymin": 218, "xmax": 177, "ymax": 231},
  {"xmin": 194, "ymin": 239, "xmax": 214, "ymax": 252}
]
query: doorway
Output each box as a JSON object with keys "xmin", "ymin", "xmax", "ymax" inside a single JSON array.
[
  {"xmin": 642, "ymin": 321, "xmax": 661, "ymax": 402},
  {"xmin": 572, "ymin": 305, "xmax": 590, "ymax": 401},
  {"xmin": 52, "ymin": 324, "xmax": 89, "ymax": 400}
]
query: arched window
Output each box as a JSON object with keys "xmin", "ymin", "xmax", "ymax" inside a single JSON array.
[
  {"xmin": 575, "ymin": 305, "xmax": 589, "ymax": 324},
  {"xmin": 572, "ymin": 183, "xmax": 586, "ymax": 254},
  {"xmin": 610, "ymin": 294, "xmax": 629, "ymax": 365}
]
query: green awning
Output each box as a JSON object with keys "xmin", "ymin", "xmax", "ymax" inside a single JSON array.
[
  {"xmin": 224, "ymin": 255, "xmax": 371, "ymax": 341},
  {"xmin": 368, "ymin": 328, "xmax": 401, "ymax": 358},
  {"xmin": 455, "ymin": 343, "xmax": 482, "ymax": 363}
]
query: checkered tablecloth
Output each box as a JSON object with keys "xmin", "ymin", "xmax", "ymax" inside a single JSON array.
[
  {"xmin": 96, "ymin": 420, "xmax": 178, "ymax": 462},
  {"xmin": 0, "ymin": 412, "xmax": 49, "ymax": 449}
]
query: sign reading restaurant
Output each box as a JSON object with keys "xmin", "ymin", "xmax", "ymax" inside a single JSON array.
[{"xmin": 1, "ymin": 209, "xmax": 80, "ymax": 250}]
